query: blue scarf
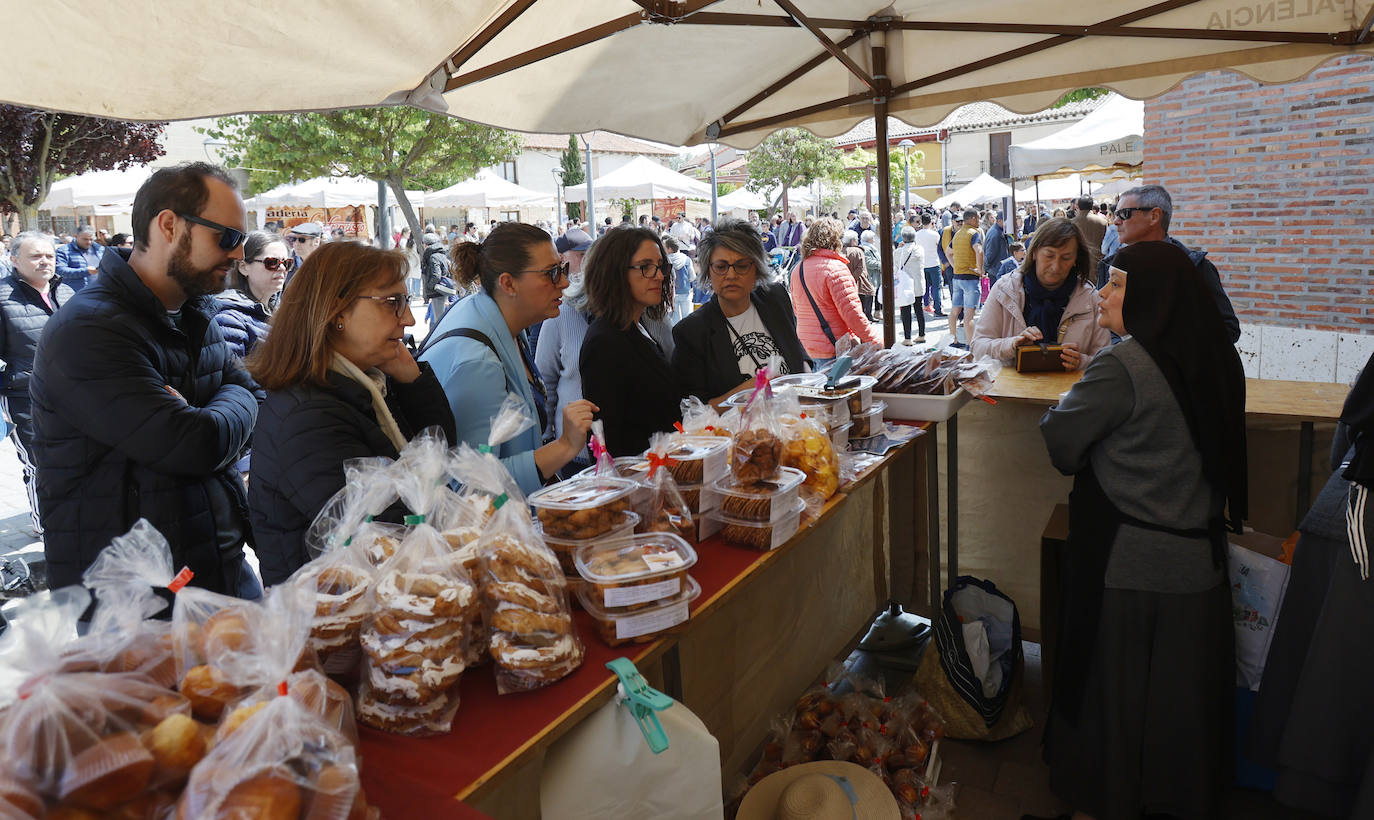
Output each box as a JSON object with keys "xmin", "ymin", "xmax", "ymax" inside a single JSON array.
[{"xmin": 1021, "ymin": 271, "xmax": 1077, "ymax": 342}]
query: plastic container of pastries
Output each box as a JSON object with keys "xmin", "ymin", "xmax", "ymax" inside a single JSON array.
[
  {"xmin": 576, "ymin": 456, "xmax": 654, "ymax": 508},
  {"xmin": 849, "ymin": 399, "xmax": 888, "ymax": 438},
  {"xmin": 528, "ymin": 476, "xmax": 639, "ymax": 539},
  {"xmin": 573, "ymin": 532, "xmax": 698, "ymax": 612},
  {"xmin": 577, "ymin": 575, "xmax": 701, "ymax": 647},
  {"xmin": 660, "ymin": 435, "xmax": 731, "ymax": 485},
  {"xmin": 712, "ymin": 466, "xmax": 807, "ymax": 523},
  {"xmin": 706, "ymin": 499, "xmax": 806, "ymax": 551},
  {"xmin": 801, "ymin": 375, "xmax": 877, "ymax": 415},
  {"xmin": 537, "ymin": 510, "xmax": 640, "ymax": 574},
  {"xmin": 796, "ymin": 390, "xmax": 851, "ymax": 426},
  {"xmin": 772, "ymin": 372, "xmax": 827, "ymax": 390},
  {"xmin": 829, "ymin": 422, "xmax": 852, "ymax": 450}
]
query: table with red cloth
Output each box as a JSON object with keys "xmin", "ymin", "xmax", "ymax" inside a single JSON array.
[{"xmin": 359, "ymin": 429, "xmax": 928, "ymax": 817}]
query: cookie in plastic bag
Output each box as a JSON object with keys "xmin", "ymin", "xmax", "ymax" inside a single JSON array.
[
  {"xmin": 288, "ymin": 540, "xmax": 374, "ymax": 676},
  {"xmin": 639, "ymin": 432, "xmax": 696, "ymax": 543},
  {"xmin": 731, "ymin": 369, "xmax": 784, "ymax": 484}
]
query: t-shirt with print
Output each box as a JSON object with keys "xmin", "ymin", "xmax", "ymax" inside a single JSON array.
[{"xmin": 725, "ymin": 304, "xmax": 786, "ymax": 378}]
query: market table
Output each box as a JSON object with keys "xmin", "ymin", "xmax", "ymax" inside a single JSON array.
[{"xmin": 357, "ymin": 431, "xmax": 926, "ymax": 818}]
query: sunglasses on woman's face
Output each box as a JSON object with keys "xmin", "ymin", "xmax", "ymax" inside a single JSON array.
[{"xmin": 253, "ymin": 256, "xmax": 296, "ymax": 272}]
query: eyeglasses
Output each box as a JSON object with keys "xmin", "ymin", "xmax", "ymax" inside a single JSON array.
[
  {"xmin": 252, "ymin": 256, "xmax": 296, "ymax": 272},
  {"xmin": 178, "ymin": 213, "xmax": 246, "ymax": 250},
  {"xmin": 1115, "ymin": 207, "xmax": 1153, "ymax": 221},
  {"xmin": 708, "ymin": 259, "xmax": 756, "ymax": 276},
  {"xmin": 628, "ymin": 260, "xmax": 670, "ymax": 278},
  {"xmin": 356, "ymin": 294, "xmax": 411, "ymax": 317},
  {"xmin": 517, "ymin": 261, "xmax": 570, "ymax": 284}
]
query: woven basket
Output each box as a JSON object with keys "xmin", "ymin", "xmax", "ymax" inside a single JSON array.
[{"xmin": 914, "ymin": 643, "xmax": 1033, "ymax": 742}]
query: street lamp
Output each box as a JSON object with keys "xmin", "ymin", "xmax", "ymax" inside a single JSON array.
[
  {"xmin": 551, "ymin": 167, "xmax": 564, "ymax": 225},
  {"xmin": 897, "ymin": 139, "xmax": 915, "ymax": 215}
]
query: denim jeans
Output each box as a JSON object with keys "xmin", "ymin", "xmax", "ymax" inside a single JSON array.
[{"xmin": 923, "ymin": 266, "xmax": 942, "ymax": 313}]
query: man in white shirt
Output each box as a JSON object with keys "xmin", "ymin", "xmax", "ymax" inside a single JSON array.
[
  {"xmin": 669, "ymin": 212, "xmax": 700, "ymax": 258},
  {"xmin": 914, "ymin": 213, "xmax": 945, "ymax": 317}
]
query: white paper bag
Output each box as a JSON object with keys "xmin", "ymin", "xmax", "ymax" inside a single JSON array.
[
  {"xmin": 541, "ymin": 688, "xmax": 724, "ymax": 820},
  {"xmin": 1228, "ymin": 540, "xmax": 1291, "ymax": 691}
]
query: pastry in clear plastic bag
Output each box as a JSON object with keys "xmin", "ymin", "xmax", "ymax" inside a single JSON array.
[
  {"xmin": 356, "ymin": 524, "xmax": 475, "ymax": 736},
  {"xmin": 731, "ymin": 370, "xmax": 785, "ymax": 484},
  {"xmin": 636, "ymin": 433, "xmax": 696, "ymax": 543},
  {"xmin": 305, "ymin": 457, "xmax": 401, "ymax": 560},
  {"xmin": 779, "ymin": 404, "xmax": 840, "ymax": 502},
  {"xmin": 288, "ymin": 541, "xmax": 374, "ymax": 675}
]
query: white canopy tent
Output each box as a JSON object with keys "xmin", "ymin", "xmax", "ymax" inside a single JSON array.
[
  {"xmin": 1008, "ymin": 94, "xmax": 1146, "ymax": 180},
  {"xmin": 424, "ymin": 171, "xmax": 553, "ymax": 208},
  {"xmin": 841, "ymin": 179, "xmax": 930, "ymax": 210},
  {"xmin": 932, "ymin": 173, "xmax": 1013, "ymax": 209},
  {"xmin": 1093, "ymin": 177, "xmax": 1143, "ymax": 198},
  {"xmin": 243, "ymin": 176, "xmax": 424, "ymax": 210},
  {"xmin": 1013, "ymin": 174, "xmax": 1089, "ymax": 202},
  {"xmin": 563, "ymin": 156, "xmax": 711, "ymax": 201},
  {"xmin": 40, "ymin": 166, "xmax": 154, "ymax": 214}
]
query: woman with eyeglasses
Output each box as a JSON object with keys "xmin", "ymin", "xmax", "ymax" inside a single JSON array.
[
  {"xmin": 213, "ymin": 230, "xmax": 288, "ymax": 359},
  {"xmin": 245, "ymin": 241, "xmax": 455, "ymax": 585},
  {"xmin": 579, "ymin": 227, "xmax": 683, "ymax": 456},
  {"xmin": 671, "ymin": 219, "xmax": 810, "ymax": 406},
  {"xmin": 420, "ymin": 222, "xmax": 596, "ymax": 494}
]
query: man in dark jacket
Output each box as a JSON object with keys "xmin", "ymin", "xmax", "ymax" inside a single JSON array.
[
  {"xmin": 30, "ymin": 162, "xmax": 261, "ymax": 596},
  {"xmin": 54, "ymin": 225, "xmax": 104, "ymax": 293},
  {"xmin": 0, "ymin": 232, "xmax": 75, "ymax": 534},
  {"xmin": 420, "ymin": 232, "xmax": 452, "ymax": 325},
  {"xmin": 1096, "ymin": 184, "xmax": 1241, "ymax": 343}
]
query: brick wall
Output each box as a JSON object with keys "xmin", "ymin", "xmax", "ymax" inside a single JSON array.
[{"xmin": 1145, "ymin": 54, "xmax": 1374, "ymax": 336}]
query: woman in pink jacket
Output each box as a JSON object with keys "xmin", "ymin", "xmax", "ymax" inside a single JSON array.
[
  {"xmin": 790, "ymin": 217, "xmax": 881, "ymax": 369},
  {"xmin": 971, "ymin": 217, "xmax": 1109, "ymax": 370}
]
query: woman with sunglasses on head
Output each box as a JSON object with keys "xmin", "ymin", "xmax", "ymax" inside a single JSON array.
[
  {"xmin": 579, "ymin": 227, "xmax": 684, "ymax": 456},
  {"xmin": 213, "ymin": 230, "xmax": 289, "ymax": 359},
  {"xmin": 246, "ymin": 241, "xmax": 455, "ymax": 585},
  {"xmin": 671, "ymin": 219, "xmax": 810, "ymax": 406},
  {"xmin": 420, "ymin": 222, "xmax": 597, "ymax": 494}
]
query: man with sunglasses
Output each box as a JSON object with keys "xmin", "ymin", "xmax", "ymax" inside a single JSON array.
[
  {"xmin": 1097, "ymin": 184, "xmax": 1240, "ymax": 343},
  {"xmin": 29, "ymin": 161, "xmax": 263, "ymax": 599},
  {"xmin": 285, "ymin": 221, "xmax": 322, "ymax": 279}
]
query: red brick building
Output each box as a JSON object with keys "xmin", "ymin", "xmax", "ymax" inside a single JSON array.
[{"xmin": 1144, "ymin": 54, "xmax": 1374, "ymax": 382}]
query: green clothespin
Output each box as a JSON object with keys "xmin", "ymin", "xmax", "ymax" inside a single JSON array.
[
  {"xmin": 606, "ymin": 657, "xmax": 673, "ymax": 754},
  {"xmin": 404, "ymin": 514, "xmax": 425, "ymax": 525}
]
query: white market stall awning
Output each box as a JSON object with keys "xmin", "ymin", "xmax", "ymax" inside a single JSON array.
[
  {"xmin": 1092, "ymin": 177, "xmax": 1144, "ymax": 198},
  {"xmin": 40, "ymin": 166, "xmax": 154, "ymax": 213},
  {"xmin": 424, "ymin": 171, "xmax": 553, "ymax": 208},
  {"xmin": 842, "ymin": 178, "xmax": 931, "ymax": 208},
  {"xmin": 1008, "ymin": 94, "xmax": 1145, "ymax": 179},
  {"xmin": 1014, "ymin": 174, "xmax": 1089, "ymax": 202},
  {"xmin": 718, "ymin": 186, "xmax": 819, "ymax": 211},
  {"xmin": 933, "ymin": 173, "xmax": 1013, "ymax": 209},
  {"xmin": 244, "ymin": 177, "xmax": 424, "ymax": 210},
  {"xmin": 563, "ymin": 156, "xmax": 711, "ymax": 201}
]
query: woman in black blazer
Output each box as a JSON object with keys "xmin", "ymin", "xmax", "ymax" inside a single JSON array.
[
  {"xmin": 579, "ymin": 227, "xmax": 684, "ymax": 456},
  {"xmin": 672, "ymin": 219, "xmax": 811, "ymax": 405}
]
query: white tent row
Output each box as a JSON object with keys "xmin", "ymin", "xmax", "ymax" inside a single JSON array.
[
  {"xmin": 244, "ymin": 176, "xmax": 424, "ymax": 210},
  {"xmin": 1009, "ymin": 94, "xmax": 1145, "ymax": 180},
  {"xmin": 932, "ymin": 173, "xmax": 1013, "ymax": 210},
  {"xmin": 39, "ymin": 166, "xmax": 154, "ymax": 213},
  {"xmin": 564, "ymin": 156, "xmax": 711, "ymax": 201},
  {"xmin": 424, "ymin": 171, "xmax": 552, "ymax": 208},
  {"xmin": 717, "ymin": 186, "xmax": 816, "ymax": 211}
]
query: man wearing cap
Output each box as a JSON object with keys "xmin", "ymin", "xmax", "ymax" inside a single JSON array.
[
  {"xmin": 54, "ymin": 225, "xmax": 104, "ymax": 293},
  {"xmin": 1098, "ymin": 184, "xmax": 1240, "ymax": 342},
  {"xmin": 285, "ymin": 221, "xmax": 322, "ymax": 282}
]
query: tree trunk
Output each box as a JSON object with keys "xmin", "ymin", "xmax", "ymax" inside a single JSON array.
[
  {"xmin": 386, "ymin": 175, "xmax": 424, "ymax": 249},
  {"xmin": 19, "ymin": 205, "xmax": 39, "ymax": 231}
]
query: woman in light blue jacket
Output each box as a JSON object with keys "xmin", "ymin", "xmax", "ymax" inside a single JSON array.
[{"xmin": 419, "ymin": 223, "xmax": 596, "ymax": 494}]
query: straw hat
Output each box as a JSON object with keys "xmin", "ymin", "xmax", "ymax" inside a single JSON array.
[{"xmin": 737, "ymin": 761, "xmax": 900, "ymax": 820}]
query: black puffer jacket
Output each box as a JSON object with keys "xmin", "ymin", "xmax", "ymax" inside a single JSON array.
[
  {"xmin": 0, "ymin": 274, "xmax": 74, "ymax": 400},
  {"xmin": 30, "ymin": 249, "xmax": 259, "ymax": 592},
  {"xmin": 248, "ymin": 363, "xmax": 455, "ymax": 585}
]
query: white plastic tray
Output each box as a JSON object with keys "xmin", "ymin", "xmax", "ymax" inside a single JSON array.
[{"xmin": 876, "ymin": 388, "xmax": 972, "ymax": 422}]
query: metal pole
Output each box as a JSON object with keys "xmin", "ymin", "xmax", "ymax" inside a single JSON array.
[
  {"xmin": 872, "ymin": 37, "xmax": 895, "ymax": 349},
  {"xmin": 582, "ymin": 135, "xmax": 596, "ymax": 234},
  {"xmin": 903, "ymin": 148, "xmax": 910, "ymax": 214},
  {"xmin": 377, "ymin": 179, "xmax": 390, "ymax": 248},
  {"xmin": 709, "ymin": 145, "xmax": 719, "ymax": 223}
]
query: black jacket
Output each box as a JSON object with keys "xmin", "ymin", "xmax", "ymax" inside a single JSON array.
[
  {"xmin": 1098, "ymin": 236, "xmax": 1241, "ymax": 343},
  {"xmin": 248, "ymin": 363, "xmax": 455, "ymax": 585},
  {"xmin": 30, "ymin": 249, "xmax": 259, "ymax": 592},
  {"xmin": 580, "ymin": 316, "xmax": 683, "ymax": 457},
  {"xmin": 671, "ymin": 282, "xmax": 811, "ymax": 402},
  {"xmin": 0, "ymin": 274, "xmax": 74, "ymax": 402}
]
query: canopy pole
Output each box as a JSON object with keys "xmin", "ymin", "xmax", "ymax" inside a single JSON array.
[
  {"xmin": 377, "ymin": 179, "xmax": 391, "ymax": 248},
  {"xmin": 1010, "ymin": 183, "xmax": 1018, "ymax": 238},
  {"xmin": 709, "ymin": 144, "xmax": 719, "ymax": 223},
  {"xmin": 872, "ymin": 36, "xmax": 895, "ymax": 349},
  {"xmin": 582, "ymin": 135, "xmax": 596, "ymax": 235},
  {"xmin": 1034, "ymin": 175, "xmax": 1041, "ymax": 217}
]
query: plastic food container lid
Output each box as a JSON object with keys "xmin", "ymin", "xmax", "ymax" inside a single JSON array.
[
  {"xmin": 537, "ymin": 511, "xmax": 639, "ymax": 547},
  {"xmin": 711, "ymin": 465, "xmax": 806, "ymax": 500},
  {"xmin": 706, "ymin": 497, "xmax": 807, "ymax": 528},
  {"xmin": 576, "ymin": 456, "xmax": 652, "ymax": 483},
  {"xmin": 573, "ymin": 532, "xmax": 698, "ymax": 585},
  {"xmin": 663, "ymin": 435, "xmax": 731, "ymax": 462},
  {"xmin": 527, "ymin": 475, "xmax": 639, "ymax": 510},
  {"xmin": 772, "ymin": 373, "xmax": 827, "ymax": 389},
  {"xmin": 576, "ymin": 575, "xmax": 701, "ymax": 640},
  {"xmin": 852, "ymin": 399, "xmax": 888, "ymax": 420}
]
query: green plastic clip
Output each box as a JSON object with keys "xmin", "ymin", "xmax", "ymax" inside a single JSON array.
[
  {"xmin": 478, "ymin": 444, "xmax": 493, "ymax": 454},
  {"xmin": 606, "ymin": 657, "xmax": 673, "ymax": 754},
  {"xmin": 491, "ymin": 492, "xmax": 509, "ymax": 510},
  {"xmin": 404, "ymin": 514, "xmax": 425, "ymax": 525}
]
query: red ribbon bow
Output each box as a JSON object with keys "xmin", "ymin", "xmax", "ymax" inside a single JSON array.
[{"xmin": 645, "ymin": 452, "xmax": 678, "ymax": 478}]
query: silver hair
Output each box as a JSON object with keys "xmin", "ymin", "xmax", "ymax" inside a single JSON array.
[
  {"xmin": 10, "ymin": 230, "xmax": 56, "ymax": 257},
  {"xmin": 900, "ymin": 226, "xmax": 917, "ymax": 242},
  {"xmin": 694, "ymin": 218, "xmax": 772, "ymax": 295},
  {"xmin": 76, "ymin": 225, "xmax": 95, "ymax": 236},
  {"xmin": 860, "ymin": 229, "xmax": 877, "ymax": 247},
  {"xmin": 842, "ymin": 229, "xmax": 859, "ymax": 247},
  {"xmin": 1125, "ymin": 184, "xmax": 1173, "ymax": 232}
]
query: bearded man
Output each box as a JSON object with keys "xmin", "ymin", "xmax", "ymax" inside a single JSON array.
[{"xmin": 30, "ymin": 162, "xmax": 262, "ymax": 597}]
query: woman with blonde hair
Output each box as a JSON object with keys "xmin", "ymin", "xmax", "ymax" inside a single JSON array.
[
  {"xmin": 789, "ymin": 217, "xmax": 880, "ymax": 370},
  {"xmin": 246, "ymin": 241, "xmax": 455, "ymax": 585}
]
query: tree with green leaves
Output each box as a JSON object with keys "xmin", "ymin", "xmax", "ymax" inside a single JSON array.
[
  {"xmin": 1053, "ymin": 88, "xmax": 1108, "ymax": 108},
  {"xmin": 837, "ymin": 146, "xmax": 927, "ymax": 206},
  {"xmin": 0, "ymin": 106, "xmax": 165, "ymax": 229},
  {"xmin": 559, "ymin": 135, "xmax": 584, "ymax": 221},
  {"xmin": 745, "ymin": 128, "xmax": 844, "ymax": 213},
  {"xmin": 202, "ymin": 108, "xmax": 521, "ymax": 244}
]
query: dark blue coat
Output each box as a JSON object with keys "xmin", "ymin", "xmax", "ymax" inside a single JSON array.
[
  {"xmin": 0, "ymin": 275, "xmax": 74, "ymax": 401},
  {"xmin": 212, "ymin": 289, "xmax": 272, "ymax": 359},
  {"xmin": 30, "ymin": 249, "xmax": 259, "ymax": 592},
  {"xmin": 54, "ymin": 240, "xmax": 104, "ymax": 293}
]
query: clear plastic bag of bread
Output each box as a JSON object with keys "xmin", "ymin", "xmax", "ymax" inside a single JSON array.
[
  {"xmin": 452, "ymin": 396, "xmax": 584, "ymax": 694},
  {"xmin": 286, "ymin": 536, "xmax": 374, "ymax": 677},
  {"xmin": 731, "ymin": 366, "xmax": 785, "ymax": 485},
  {"xmin": 777, "ymin": 392, "xmax": 841, "ymax": 504},
  {"xmin": 639, "ymin": 431, "xmax": 696, "ymax": 542},
  {"xmin": 176, "ymin": 692, "xmax": 377, "ymax": 820},
  {"xmin": 171, "ymin": 586, "xmax": 276, "ymax": 723},
  {"xmin": 356, "ymin": 523, "xmax": 476, "ymax": 736},
  {"xmin": 0, "ymin": 585, "xmax": 196, "ymax": 813},
  {"xmin": 392, "ymin": 425, "xmax": 456, "ymax": 524},
  {"xmin": 305, "ymin": 456, "xmax": 401, "ymax": 560}
]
